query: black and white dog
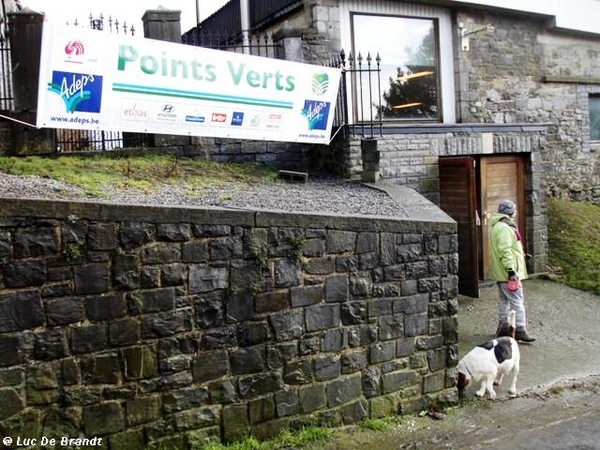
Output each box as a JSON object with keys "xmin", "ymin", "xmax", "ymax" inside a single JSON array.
[{"xmin": 457, "ymin": 311, "xmax": 520, "ymax": 399}]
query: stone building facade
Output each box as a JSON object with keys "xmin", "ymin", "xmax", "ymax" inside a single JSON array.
[
  {"xmin": 454, "ymin": 8, "xmax": 600, "ymax": 204},
  {"xmin": 7, "ymin": 3, "xmax": 600, "ymax": 205},
  {"xmin": 187, "ymin": 0, "xmax": 600, "ymax": 289},
  {"xmin": 232, "ymin": 1, "xmax": 599, "ymax": 204},
  {"xmin": 13, "ymin": 1, "xmax": 586, "ymax": 210},
  {"xmin": 0, "ymin": 197, "xmax": 458, "ymax": 448}
]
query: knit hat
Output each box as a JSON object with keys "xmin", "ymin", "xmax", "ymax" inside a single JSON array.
[{"xmin": 498, "ymin": 199, "xmax": 516, "ymax": 216}]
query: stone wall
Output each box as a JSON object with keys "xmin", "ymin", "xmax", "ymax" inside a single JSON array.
[
  {"xmin": 0, "ymin": 198, "xmax": 458, "ymax": 449},
  {"xmin": 343, "ymin": 128, "xmax": 546, "ymax": 199},
  {"xmin": 0, "ymin": 121, "xmax": 13, "ymax": 156},
  {"xmin": 191, "ymin": 136, "xmax": 326, "ymax": 171}
]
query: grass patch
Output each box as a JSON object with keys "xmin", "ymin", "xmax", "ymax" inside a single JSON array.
[
  {"xmin": 359, "ymin": 417, "xmax": 396, "ymax": 432},
  {"xmin": 0, "ymin": 154, "xmax": 279, "ymax": 198},
  {"xmin": 548, "ymin": 197, "xmax": 600, "ymax": 295},
  {"xmin": 198, "ymin": 425, "xmax": 331, "ymax": 450}
]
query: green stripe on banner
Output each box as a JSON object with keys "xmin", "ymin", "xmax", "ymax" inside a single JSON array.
[{"xmin": 112, "ymin": 83, "xmax": 294, "ymax": 109}]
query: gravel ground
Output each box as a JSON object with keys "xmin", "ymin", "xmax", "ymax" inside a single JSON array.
[{"xmin": 0, "ymin": 173, "xmax": 409, "ymax": 218}]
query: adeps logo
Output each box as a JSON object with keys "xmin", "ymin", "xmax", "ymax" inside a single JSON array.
[
  {"xmin": 311, "ymin": 72, "xmax": 330, "ymax": 96},
  {"xmin": 47, "ymin": 71, "xmax": 103, "ymax": 114},
  {"xmin": 301, "ymin": 72, "xmax": 332, "ymax": 131}
]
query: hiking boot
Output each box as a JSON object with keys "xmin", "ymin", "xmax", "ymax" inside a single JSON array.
[
  {"xmin": 495, "ymin": 322, "xmax": 510, "ymax": 337},
  {"xmin": 515, "ymin": 327, "xmax": 536, "ymax": 343}
]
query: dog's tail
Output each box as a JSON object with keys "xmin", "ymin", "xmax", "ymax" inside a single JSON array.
[{"xmin": 508, "ymin": 310, "xmax": 516, "ymax": 339}]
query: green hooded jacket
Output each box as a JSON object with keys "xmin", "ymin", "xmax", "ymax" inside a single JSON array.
[{"xmin": 490, "ymin": 212, "xmax": 528, "ymax": 282}]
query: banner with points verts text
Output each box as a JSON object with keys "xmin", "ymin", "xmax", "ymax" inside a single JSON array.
[{"xmin": 36, "ymin": 20, "xmax": 342, "ymax": 144}]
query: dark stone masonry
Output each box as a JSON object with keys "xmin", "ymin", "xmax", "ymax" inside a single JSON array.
[{"xmin": 0, "ymin": 198, "xmax": 458, "ymax": 448}]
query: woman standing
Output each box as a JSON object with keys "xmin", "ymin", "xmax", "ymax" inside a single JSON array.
[{"xmin": 490, "ymin": 199, "xmax": 536, "ymax": 343}]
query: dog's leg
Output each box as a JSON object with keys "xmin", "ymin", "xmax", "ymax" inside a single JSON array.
[
  {"xmin": 507, "ymin": 364, "xmax": 519, "ymax": 397},
  {"xmin": 485, "ymin": 376, "xmax": 497, "ymax": 399},
  {"xmin": 475, "ymin": 379, "xmax": 487, "ymax": 398},
  {"xmin": 494, "ymin": 371, "xmax": 504, "ymax": 386},
  {"xmin": 476, "ymin": 376, "xmax": 496, "ymax": 399}
]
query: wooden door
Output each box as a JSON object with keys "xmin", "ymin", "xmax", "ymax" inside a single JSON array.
[
  {"xmin": 439, "ymin": 157, "xmax": 479, "ymax": 298},
  {"xmin": 480, "ymin": 156, "xmax": 526, "ymax": 280}
]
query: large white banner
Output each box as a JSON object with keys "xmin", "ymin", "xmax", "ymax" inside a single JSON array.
[{"xmin": 36, "ymin": 21, "xmax": 342, "ymax": 145}]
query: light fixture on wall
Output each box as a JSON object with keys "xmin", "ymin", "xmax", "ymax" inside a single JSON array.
[{"xmin": 458, "ymin": 22, "xmax": 494, "ymax": 51}]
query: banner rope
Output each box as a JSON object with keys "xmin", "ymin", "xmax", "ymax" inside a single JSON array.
[{"xmin": 0, "ymin": 112, "xmax": 40, "ymax": 129}]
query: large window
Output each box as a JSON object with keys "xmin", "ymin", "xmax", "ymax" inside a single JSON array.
[
  {"xmin": 590, "ymin": 95, "xmax": 600, "ymax": 141},
  {"xmin": 351, "ymin": 13, "xmax": 440, "ymax": 123}
]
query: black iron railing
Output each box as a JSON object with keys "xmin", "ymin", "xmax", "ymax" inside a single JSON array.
[
  {"xmin": 184, "ymin": 0, "xmax": 302, "ymax": 36},
  {"xmin": 182, "ymin": 30, "xmax": 279, "ymax": 58},
  {"xmin": 182, "ymin": 0, "xmax": 302, "ymax": 57},
  {"xmin": 0, "ymin": 39, "xmax": 12, "ymax": 111},
  {"xmin": 68, "ymin": 14, "xmax": 137, "ymax": 35},
  {"xmin": 330, "ymin": 50, "xmax": 383, "ymax": 139}
]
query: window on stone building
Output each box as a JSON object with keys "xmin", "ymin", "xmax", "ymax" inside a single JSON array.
[
  {"xmin": 590, "ymin": 95, "xmax": 600, "ymax": 141},
  {"xmin": 351, "ymin": 13, "xmax": 440, "ymax": 123}
]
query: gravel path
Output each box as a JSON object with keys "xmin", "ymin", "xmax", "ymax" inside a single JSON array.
[{"xmin": 0, "ymin": 173, "xmax": 409, "ymax": 218}]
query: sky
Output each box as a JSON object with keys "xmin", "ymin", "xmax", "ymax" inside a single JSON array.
[
  {"xmin": 472, "ymin": 0, "xmax": 599, "ymax": 34},
  {"xmin": 22, "ymin": 0, "xmax": 229, "ymax": 35}
]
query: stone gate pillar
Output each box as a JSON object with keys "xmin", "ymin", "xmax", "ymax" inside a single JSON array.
[
  {"xmin": 142, "ymin": 7, "xmax": 182, "ymax": 42},
  {"xmin": 142, "ymin": 7, "xmax": 191, "ymax": 148},
  {"xmin": 9, "ymin": 9, "xmax": 55, "ymax": 155},
  {"xmin": 273, "ymin": 25, "xmax": 304, "ymax": 62}
]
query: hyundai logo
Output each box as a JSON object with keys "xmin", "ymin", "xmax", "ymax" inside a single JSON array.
[{"xmin": 162, "ymin": 104, "xmax": 174, "ymax": 113}]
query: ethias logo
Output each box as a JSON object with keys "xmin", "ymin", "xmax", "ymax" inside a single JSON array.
[
  {"xmin": 301, "ymin": 100, "xmax": 331, "ymax": 131},
  {"xmin": 311, "ymin": 73, "xmax": 330, "ymax": 96},
  {"xmin": 47, "ymin": 71, "xmax": 103, "ymax": 114}
]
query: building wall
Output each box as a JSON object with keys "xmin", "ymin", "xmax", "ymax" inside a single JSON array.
[
  {"xmin": 0, "ymin": 198, "xmax": 458, "ymax": 448},
  {"xmin": 0, "ymin": 121, "xmax": 13, "ymax": 155},
  {"xmin": 335, "ymin": 126, "xmax": 549, "ymax": 274},
  {"xmin": 456, "ymin": 9, "xmax": 600, "ymax": 204},
  {"xmin": 291, "ymin": 1, "xmax": 600, "ymax": 205},
  {"xmin": 189, "ymin": 2, "xmax": 600, "ymax": 205}
]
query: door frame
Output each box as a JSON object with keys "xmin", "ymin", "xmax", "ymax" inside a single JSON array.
[
  {"xmin": 439, "ymin": 154, "xmax": 527, "ymax": 296},
  {"xmin": 479, "ymin": 155, "xmax": 526, "ymax": 280}
]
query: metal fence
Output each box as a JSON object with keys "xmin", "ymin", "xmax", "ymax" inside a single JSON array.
[
  {"xmin": 182, "ymin": 30, "xmax": 279, "ymax": 59},
  {"xmin": 183, "ymin": 0, "xmax": 301, "ymax": 41},
  {"xmin": 181, "ymin": 0, "xmax": 301, "ymax": 58},
  {"xmin": 56, "ymin": 14, "xmax": 150, "ymax": 152},
  {"xmin": 0, "ymin": 38, "xmax": 12, "ymax": 111},
  {"xmin": 68, "ymin": 13, "xmax": 137, "ymax": 35},
  {"xmin": 0, "ymin": 0, "xmax": 15, "ymax": 111},
  {"xmin": 329, "ymin": 50, "xmax": 383, "ymax": 139}
]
